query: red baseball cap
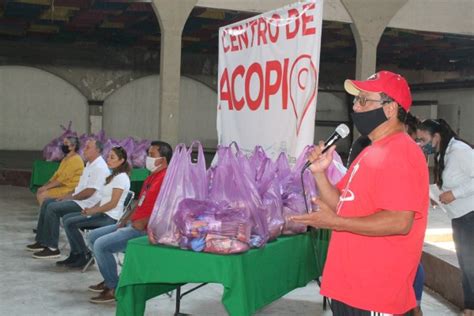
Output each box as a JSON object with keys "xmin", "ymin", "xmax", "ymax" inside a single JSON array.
[{"xmin": 344, "ymin": 70, "xmax": 412, "ymax": 111}]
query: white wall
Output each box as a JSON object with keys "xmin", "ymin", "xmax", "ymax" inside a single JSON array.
[
  {"xmin": 179, "ymin": 78, "xmax": 218, "ymax": 147},
  {"xmin": 103, "ymin": 76, "xmax": 218, "ymax": 146},
  {"xmin": 412, "ymin": 88, "xmax": 474, "ymax": 143},
  {"xmin": 103, "ymin": 76, "xmax": 161, "ymax": 140},
  {"xmin": 0, "ymin": 66, "xmax": 88, "ymax": 150}
]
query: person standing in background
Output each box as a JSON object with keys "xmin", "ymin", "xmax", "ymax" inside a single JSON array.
[{"xmin": 417, "ymin": 119, "xmax": 474, "ymax": 316}]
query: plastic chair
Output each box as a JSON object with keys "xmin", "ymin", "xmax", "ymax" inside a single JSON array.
[{"xmin": 81, "ymin": 190, "xmax": 135, "ymax": 273}]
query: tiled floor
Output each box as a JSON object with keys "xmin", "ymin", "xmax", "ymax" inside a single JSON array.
[{"xmin": 0, "ymin": 185, "xmax": 460, "ymax": 315}]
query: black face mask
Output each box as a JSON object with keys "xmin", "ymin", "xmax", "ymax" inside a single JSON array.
[
  {"xmin": 351, "ymin": 107, "xmax": 388, "ymax": 136},
  {"xmin": 61, "ymin": 144, "xmax": 71, "ymax": 154}
]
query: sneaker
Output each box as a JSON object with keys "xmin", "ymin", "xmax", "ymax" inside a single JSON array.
[
  {"xmin": 66, "ymin": 253, "xmax": 93, "ymax": 269},
  {"xmin": 32, "ymin": 248, "xmax": 60, "ymax": 259},
  {"xmin": 89, "ymin": 287, "xmax": 115, "ymax": 304},
  {"xmin": 56, "ymin": 254, "xmax": 80, "ymax": 266},
  {"xmin": 26, "ymin": 242, "xmax": 45, "ymax": 252},
  {"xmin": 88, "ymin": 281, "xmax": 106, "ymax": 293}
]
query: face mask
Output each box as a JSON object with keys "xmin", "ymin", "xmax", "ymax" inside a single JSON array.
[
  {"xmin": 146, "ymin": 156, "xmax": 162, "ymax": 172},
  {"xmin": 351, "ymin": 107, "xmax": 388, "ymax": 136},
  {"xmin": 61, "ymin": 144, "xmax": 70, "ymax": 154},
  {"xmin": 422, "ymin": 142, "xmax": 436, "ymax": 155}
]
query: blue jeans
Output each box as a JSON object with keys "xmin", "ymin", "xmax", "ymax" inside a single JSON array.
[
  {"xmin": 452, "ymin": 211, "xmax": 474, "ymax": 309},
  {"xmin": 87, "ymin": 224, "xmax": 146, "ymax": 289},
  {"xmin": 63, "ymin": 212, "xmax": 117, "ymax": 255},
  {"xmin": 413, "ymin": 263, "xmax": 424, "ymax": 304},
  {"xmin": 35, "ymin": 198, "xmax": 82, "ymax": 249}
]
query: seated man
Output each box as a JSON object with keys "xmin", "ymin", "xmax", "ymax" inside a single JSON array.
[
  {"xmin": 26, "ymin": 139, "xmax": 109, "ymax": 259},
  {"xmin": 57, "ymin": 146, "xmax": 132, "ymax": 269},
  {"xmin": 86, "ymin": 141, "xmax": 172, "ymax": 304},
  {"xmin": 36, "ymin": 136, "xmax": 84, "ymax": 205}
]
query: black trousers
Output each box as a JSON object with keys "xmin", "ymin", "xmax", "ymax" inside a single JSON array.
[
  {"xmin": 331, "ymin": 299, "xmax": 414, "ymax": 316},
  {"xmin": 452, "ymin": 211, "xmax": 474, "ymax": 309}
]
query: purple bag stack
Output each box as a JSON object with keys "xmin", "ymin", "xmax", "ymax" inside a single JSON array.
[
  {"xmin": 42, "ymin": 123, "xmax": 152, "ymax": 167},
  {"xmin": 154, "ymin": 140, "xmax": 346, "ymax": 254},
  {"xmin": 42, "ymin": 121, "xmax": 77, "ymax": 161},
  {"xmin": 131, "ymin": 139, "xmax": 151, "ymax": 168},
  {"xmin": 147, "ymin": 142, "xmax": 208, "ymax": 246}
]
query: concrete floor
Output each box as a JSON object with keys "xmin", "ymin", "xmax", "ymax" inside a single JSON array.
[{"xmin": 0, "ymin": 185, "xmax": 460, "ymax": 315}]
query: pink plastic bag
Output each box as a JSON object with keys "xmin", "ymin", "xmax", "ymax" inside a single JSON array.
[{"xmin": 147, "ymin": 141, "xmax": 208, "ymax": 246}]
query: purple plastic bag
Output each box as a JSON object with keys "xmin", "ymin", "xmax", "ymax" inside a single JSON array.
[
  {"xmin": 281, "ymin": 147, "xmax": 346, "ymax": 235},
  {"xmin": 174, "ymin": 198, "xmax": 251, "ymax": 254},
  {"xmin": 281, "ymin": 146, "xmax": 318, "ymax": 235},
  {"xmin": 119, "ymin": 137, "xmax": 135, "ymax": 159},
  {"xmin": 326, "ymin": 152, "xmax": 346, "ymax": 185},
  {"xmin": 77, "ymin": 133, "xmax": 91, "ymax": 160},
  {"xmin": 275, "ymin": 152, "xmax": 292, "ymax": 184},
  {"xmin": 42, "ymin": 121, "xmax": 77, "ymax": 161},
  {"xmin": 249, "ymin": 146, "xmax": 268, "ymax": 178},
  {"xmin": 261, "ymin": 178, "xmax": 284, "ymax": 240},
  {"xmin": 131, "ymin": 139, "xmax": 151, "ymax": 168},
  {"xmin": 209, "ymin": 145, "xmax": 269, "ymax": 247},
  {"xmin": 252, "ymin": 156, "xmax": 284, "ymax": 240},
  {"xmin": 102, "ymin": 138, "xmax": 120, "ymax": 161},
  {"xmin": 147, "ymin": 141, "xmax": 208, "ymax": 246}
]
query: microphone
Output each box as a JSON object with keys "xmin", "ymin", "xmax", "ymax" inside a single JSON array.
[{"xmin": 302, "ymin": 123, "xmax": 350, "ymax": 170}]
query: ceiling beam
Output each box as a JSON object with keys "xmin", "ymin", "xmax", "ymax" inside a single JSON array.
[{"xmin": 196, "ymin": 0, "xmax": 474, "ymax": 36}]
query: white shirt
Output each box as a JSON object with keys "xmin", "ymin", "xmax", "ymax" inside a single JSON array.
[
  {"xmin": 441, "ymin": 138, "xmax": 474, "ymax": 219},
  {"xmin": 99, "ymin": 172, "xmax": 131, "ymax": 220},
  {"xmin": 73, "ymin": 156, "xmax": 110, "ymax": 209}
]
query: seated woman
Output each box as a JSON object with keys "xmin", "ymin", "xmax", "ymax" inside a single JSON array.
[
  {"xmin": 57, "ymin": 146, "xmax": 131, "ymax": 269},
  {"xmin": 36, "ymin": 136, "xmax": 84, "ymax": 205},
  {"xmin": 86, "ymin": 141, "xmax": 172, "ymax": 304}
]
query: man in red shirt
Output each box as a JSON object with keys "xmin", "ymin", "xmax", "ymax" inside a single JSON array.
[
  {"xmin": 85, "ymin": 141, "xmax": 172, "ymax": 304},
  {"xmin": 291, "ymin": 71, "xmax": 429, "ymax": 315}
]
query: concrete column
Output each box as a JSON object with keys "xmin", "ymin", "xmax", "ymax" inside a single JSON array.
[
  {"xmin": 341, "ymin": 0, "xmax": 408, "ymax": 79},
  {"xmin": 151, "ymin": 0, "xmax": 197, "ymax": 146},
  {"xmin": 88, "ymin": 101, "xmax": 104, "ymax": 134}
]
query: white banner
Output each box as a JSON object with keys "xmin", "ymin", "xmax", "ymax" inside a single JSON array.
[{"xmin": 217, "ymin": 0, "xmax": 323, "ymax": 162}]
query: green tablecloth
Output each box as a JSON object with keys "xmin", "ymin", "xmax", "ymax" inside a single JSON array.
[
  {"xmin": 29, "ymin": 160, "xmax": 59, "ymax": 192},
  {"xmin": 29, "ymin": 160, "xmax": 149, "ymax": 194},
  {"xmin": 116, "ymin": 233, "xmax": 321, "ymax": 316},
  {"xmin": 129, "ymin": 168, "xmax": 150, "ymax": 194}
]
